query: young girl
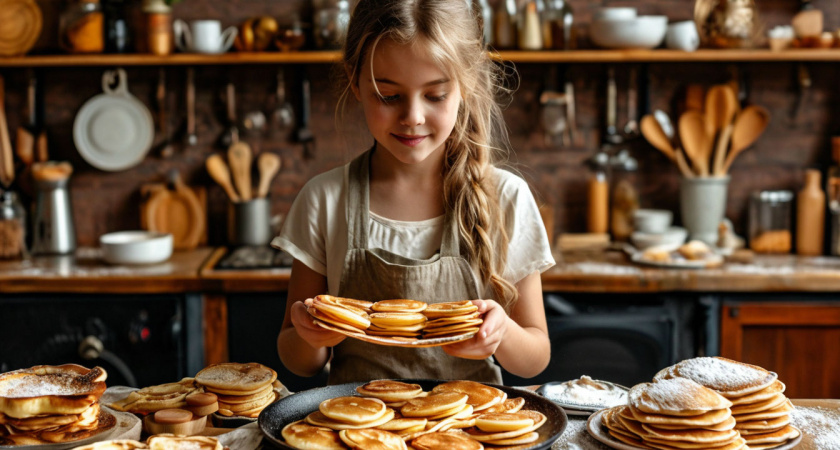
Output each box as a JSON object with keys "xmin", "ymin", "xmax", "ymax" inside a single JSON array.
[{"xmin": 273, "ymin": 0, "xmax": 554, "ymax": 385}]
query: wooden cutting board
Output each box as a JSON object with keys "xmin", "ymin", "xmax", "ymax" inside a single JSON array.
[
  {"xmin": 141, "ymin": 183, "xmax": 207, "ymax": 250},
  {"xmin": 0, "ymin": 0, "xmax": 42, "ymax": 56}
]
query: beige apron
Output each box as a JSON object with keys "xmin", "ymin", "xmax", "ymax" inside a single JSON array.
[{"xmin": 329, "ymin": 149, "xmax": 502, "ymax": 385}]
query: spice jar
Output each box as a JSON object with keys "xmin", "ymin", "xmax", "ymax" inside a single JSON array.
[
  {"xmin": 0, "ymin": 191, "xmax": 27, "ymax": 260},
  {"xmin": 59, "ymin": 0, "xmax": 105, "ymax": 53},
  {"xmin": 143, "ymin": 0, "xmax": 173, "ymax": 55},
  {"xmin": 749, "ymin": 190, "xmax": 793, "ymax": 253}
]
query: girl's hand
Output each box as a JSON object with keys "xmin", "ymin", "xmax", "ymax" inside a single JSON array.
[
  {"xmin": 442, "ymin": 299, "xmax": 509, "ymax": 360},
  {"xmin": 290, "ymin": 299, "xmax": 347, "ymax": 348}
]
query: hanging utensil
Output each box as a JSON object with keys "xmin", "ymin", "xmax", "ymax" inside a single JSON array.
[
  {"xmin": 218, "ymin": 81, "xmax": 239, "ymax": 149},
  {"xmin": 722, "ymin": 105, "xmax": 770, "ymax": 174},
  {"xmin": 227, "ymin": 141, "xmax": 253, "ymax": 201},
  {"xmin": 15, "ymin": 71, "xmax": 35, "ymax": 165},
  {"xmin": 154, "ymin": 68, "xmax": 174, "ymax": 158},
  {"xmin": 622, "ymin": 66, "xmax": 640, "ymax": 140},
  {"xmin": 271, "ymin": 69, "xmax": 294, "ymax": 137},
  {"xmin": 184, "ymin": 67, "xmax": 197, "ymax": 147},
  {"xmin": 295, "ymin": 73, "xmax": 315, "ymax": 160},
  {"xmin": 256, "ymin": 152, "xmax": 281, "ymax": 198},
  {"xmin": 604, "ymin": 66, "xmax": 621, "ymax": 145},
  {"xmin": 0, "ymin": 75, "xmax": 15, "ymax": 187},
  {"xmin": 679, "ymin": 110, "xmax": 712, "ymax": 176},
  {"xmin": 205, "ymin": 154, "xmax": 240, "ymax": 203}
]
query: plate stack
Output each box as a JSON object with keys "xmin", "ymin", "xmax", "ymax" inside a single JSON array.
[
  {"xmin": 195, "ymin": 363, "xmax": 279, "ymax": 419},
  {"xmin": 655, "ymin": 357, "xmax": 800, "ymax": 449}
]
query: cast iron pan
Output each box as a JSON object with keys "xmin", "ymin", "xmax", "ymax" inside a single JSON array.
[{"xmin": 259, "ymin": 379, "xmax": 568, "ymax": 449}]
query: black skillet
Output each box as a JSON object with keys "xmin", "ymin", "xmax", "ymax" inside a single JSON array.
[{"xmin": 259, "ymin": 379, "xmax": 568, "ymax": 449}]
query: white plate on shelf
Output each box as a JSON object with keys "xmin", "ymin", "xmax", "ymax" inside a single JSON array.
[{"xmin": 73, "ymin": 69, "xmax": 153, "ymax": 172}]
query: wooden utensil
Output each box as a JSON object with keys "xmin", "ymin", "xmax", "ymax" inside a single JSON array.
[
  {"xmin": 641, "ymin": 115, "xmax": 693, "ymax": 177},
  {"xmin": 722, "ymin": 105, "xmax": 770, "ymax": 174},
  {"xmin": 227, "ymin": 141, "xmax": 253, "ymax": 201},
  {"xmin": 705, "ymin": 85, "xmax": 739, "ymax": 176},
  {"xmin": 0, "ymin": 75, "xmax": 14, "ymax": 187},
  {"xmin": 678, "ymin": 110, "xmax": 712, "ymax": 176},
  {"xmin": 206, "ymin": 154, "xmax": 240, "ymax": 202},
  {"xmin": 145, "ymin": 171, "xmax": 205, "ymax": 251},
  {"xmin": 256, "ymin": 152, "xmax": 281, "ymax": 198}
]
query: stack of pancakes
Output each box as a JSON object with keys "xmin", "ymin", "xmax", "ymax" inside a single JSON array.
[
  {"xmin": 367, "ymin": 300, "xmax": 428, "ymax": 338},
  {"xmin": 70, "ymin": 434, "xmax": 224, "ymax": 450},
  {"xmin": 422, "ymin": 301, "xmax": 482, "ymax": 339},
  {"xmin": 602, "ymin": 377, "xmax": 745, "ymax": 450},
  {"xmin": 279, "ymin": 379, "xmax": 543, "ymax": 450},
  {"xmin": 310, "ymin": 295, "xmax": 372, "ymax": 334},
  {"xmin": 655, "ymin": 356, "xmax": 799, "ymax": 449},
  {"xmin": 0, "ymin": 364, "xmax": 113, "ymax": 445},
  {"xmin": 108, "ymin": 377, "xmax": 201, "ymax": 415},
  {"xmin": 194, "ymin": 362, "xmax": 279, "ymax": 418}
]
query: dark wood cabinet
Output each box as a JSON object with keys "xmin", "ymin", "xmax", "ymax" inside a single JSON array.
[{"xmin": 720, "ymin": 301, "xmax": 840, "ymax": 399}]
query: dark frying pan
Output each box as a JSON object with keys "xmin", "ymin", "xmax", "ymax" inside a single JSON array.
[{"xmin": 259, "ymin": 379, "xmax": 568, "ymax": 450}]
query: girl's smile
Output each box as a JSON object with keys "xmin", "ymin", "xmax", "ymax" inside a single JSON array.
[{"xmin": 392, "ymin": 134, "xmax": 427, "ymax": 147}]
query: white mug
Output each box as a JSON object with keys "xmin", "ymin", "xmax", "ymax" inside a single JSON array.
[
  {"xmin": 174, "ymin": 19, "xmax": 237, "ymax": 54},
  {"xmin": 665, "ymin": 20, "xmax": 699, "ymax": 52}
]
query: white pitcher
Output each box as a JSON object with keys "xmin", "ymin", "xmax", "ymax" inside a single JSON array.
[{"xmin": 174, "ymin": 19, "xmax": 237, "ymax": 54}]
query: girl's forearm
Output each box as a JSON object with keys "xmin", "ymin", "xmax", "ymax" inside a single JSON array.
[
  {"xmin": 277, "ymin": 328, "xmax": 330, "ymax": 377},
  {"xmin": 493, "ymin": 318, "xmax": 551, "ymax": 378}
]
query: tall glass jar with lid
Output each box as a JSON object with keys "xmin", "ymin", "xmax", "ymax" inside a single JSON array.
[{"xmin": 59, "ymin": 0, "xmax": 105, "ymax": 53}]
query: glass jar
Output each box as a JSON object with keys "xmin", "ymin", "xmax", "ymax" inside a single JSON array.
[
  {"xmin": 142, "ymin": 0, "xmax": 173, "ymax": 55},
  {"xmin": 276, "ymin": 16, "xmax": 306, "ymax": 52},
  {"xmin": 749, "ymin": 190, "xmax": 793, "ymax": 253},
  {"xmin": 103, "ymin": 0, "xmax": 131, "ymax": 53},
  {"xmin": 313, "ymin": 0, "xmax": 350, "ymax": 50},
  {"xmin": 0, "ymin": 191, "xmax": 27, "ymax": 260},
  {"xmin": 59, "ymin": 0, "xmax": 105, "ymax": 53},
  {"xmin": 543, "ymin": 0, "xmax": 574, "ymax": 50},
  {"xmin": 696, "ymin": 0, "xmax": 763, "ymax": 48}
]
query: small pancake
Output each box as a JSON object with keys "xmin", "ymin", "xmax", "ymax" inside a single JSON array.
[
  {"xmin": 214, "ymin": 383, "xmax": 274, "ymax": 404},
  {"xmin": 733, "ymin": 415, "xmax": 790, "ymax": 431},
  {"xmin": 411, "ymin": 431, "xmax": 484, "ymax": 450},
  {"xmin": 369, "ymin": 312, "xmax": 427, "ymax": 327},
  {"xmin": 376, "ymin": 415, "xmax": 428, "ymax": 431},
  {"xmin": 640, "ymin": 423, "xmax": 739, "ymax": 444},
  {"xmin": 319, "ymin": 396, "xmax": 387, "ymax": 425},
  {"xmin": 423, "ymin": 301, "xmax": 479, "ymax": 318},
  {"xmin": 339, "ymin": 428, "xmax": 407, "ymax": 450},
  {"xmin": 654, "ymin": 357, "xmax": 778, "ymax": 397},
  {"xmin": 474, "ymin": 412, "xmax": 534, "ymax": 432},
  {"xmin": 653, "ymin": 416, "xmax": 736, "ymax": 432},
  {"xmin": 463, "ymin": 410, "xmax": 546, "ymax": 442},
  {"xmin": 356, "ymin": 380, "xmax": 424, "ymax": 402},
  {"xmin": 431, "ymin": 381, "xmax": 506, "ymax": 412},
  {"xmin": 645, "ymin": 436, "xmax": 745, "ymax": 450},
  {"xmin": 0, "ymin": 365, "xmax": 108, "ymax": 419},
  {"xmin": 372, "ymin": 299, "xmax": 428, "ymax": 313},
  {"xmin": 315, "ymin": 295, "xmax": 372, "ymax": 313},
  {"xmin": 310, "ymin": 308, "xmax": 369, "ymax": 333},
  {"xmin": 146, "ymin": 433, "xmax": 223, "ymax": 450},
  {"xmin": 423, "ymin": 319, "xmax": 484, "ymax": 333},
  {"xmin": 728, "ymin": 380, "xmax": 785, "ymax": 406},
  {"xmin": 422, "ymin": 327, "xmax": 481, "ymax": 339},
  {"xmin": 311, "ymin": 300, "xmax": 371, "ymax": 330},
  {"xmin": 729, "ymin": 393, "xmax": 787, "ymax": 415},
  {"xmin": 483, "ymin": 397, "xmax": 525, "ymax": 413},
  {"xmin": 629, "ymin": 378, "xmax": 732, "ymax": 416},
  {"xmin": 306, "ymin": 409, "xmax": 395, "ymax": 430},
  {"xmin": 740, "ymin": 425, "xmax": 800, "ymax": 444},
  {"xmin": 425, "ymin": 312, "xmax": 481, "ymax": 326},
  {"xmin": 195, "ymin": 362, "xmax": 277, "ymax": 394},
  {"xmin": 69, "ymin": 440, "xmax": 148, "ymax": 450},
  {"xmin": 401, "ymin": 392, "xmax": 468, "ymax": 418},
  {"xmin": 483, "ymin": 431, "xmax": 540, "ymax": 446},
  {"xmin": 282, "ymin": 420, "xmax": 345, "ymax": 450},
  {"xmin": 428, "ymin": 403, "xmax": 473, "ymax": 421},
  {"xmin": 368, "ymin": 323, "xmax": 426, "ymax": 332},
  {"xmin": 629, "ymin": 406, "xmax": 732, "ymax": 427},
  {"xmin": 731, "ymin": 399, "xmax": 792, "ymax": 422}
]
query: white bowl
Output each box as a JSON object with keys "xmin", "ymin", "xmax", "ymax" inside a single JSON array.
[
  {"xmin": 634, "ymin": 208, "xmax": 673, "ymax": 234},
  {"xmin": 590, "ymin": 16, "xmax": 668, "ymax": 49},
  {"xmin": 632, "ymin": 227, "xmax": 688, "ymax": 251},
  {"xmin": 100, "ymin": 231, "xmax": 173, "ymax": 265},
  {"xmin": 593, "ymin": 7, "xmax": 637, "ymax": 22}
]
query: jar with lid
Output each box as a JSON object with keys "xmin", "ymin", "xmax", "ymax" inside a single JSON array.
[
  {"xmin": 103, "ymin": 0, "xmax": 131, "ymax": 53},
  {"xmin": 142, "ymin": 0, "xmax": 173, "ymax": 55},
  {"xmin": 749, "ymin": 190, "xmax": 793, "ymax": 253},
  {"xmin": 0, "ymin": 190, "xmax": 27, "ymax": 260},
  {"xmin": 313, "ymin": 0, "xmax": 351, "ymax": 50},
  {"xmin": 543, "ymin": 0, "xmax": 574, "ymax": 49},
  {"xmin": 59, "ymin": 0, "xmax": 105, "ymax": 53}
]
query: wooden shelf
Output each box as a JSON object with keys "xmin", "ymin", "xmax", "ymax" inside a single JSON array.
[{"xmin": 2, "ymin": 48, "xmax": 840, "ymax": 67}]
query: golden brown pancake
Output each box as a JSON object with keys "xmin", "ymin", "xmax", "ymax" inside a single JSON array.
[
  {"xmin": 412, "ymin": 431, "xmax": 484, "ymax": 450},
  {"xmin": 146, "ymin": 434, "xmax": 222, "ymax": 450},
  {"xmin": 330, "ymin": 297, "xmax": 374, "ymax": 313},
  {"xmin": 423, "ymin": 320, "xmax": 484, "ymax": 334},
  {"xmin": 483, "ymin": 396, "xmax": 525, "ymax": 413},
  {"xmin": 728, "ymin": 380, "xmax": 785, "ymax": 406},
  {"xmin": 319, "ymin": 396, "xmax": 388, "ymax": 425},
  {"xmin": 69, "ymin": 439, "xmax": 148, "ymax": 449},
  {"xmin": 376, "ymin": 413, "xmax": 428, "ymax": 432},
  {"xmin": 401, "ymin": 392, "xmax": 468, "ymax": 418},
  {"xmin": 423, "ymin": 301, "xmax": 478, "ymax": 318},
  {"xmin": 372, "ymin": 299, "xmax": 428, "ymax": 313},
  {"xmin": 740, "ymin": 425, "xmax": 800, "ymax": 444},
  {"xmin": 311, "ymin": 299, "xmax": 371, "ymax": 330},
  {"xmin": 734, "ymin": 414, "xmax": 790, "ymax": 432},
  {"xmin": 195, "ymin": 362, "xmax": 277, "ymax": 395},
  {"xmin": 639, "ymin": 423, "xmax": 739, "ymax": 444},
  {"xmin": 729, "ymin": 393, "xmax": 787, "ymax": 416},
  {"xmin": 109, "ymin": 378, "xmax": 199, "ymax": 414},
  {"xmin": 629, "ymin": 406, "xmax": 732, "ymax": 427},
  {"xmin": 644, "ymin": 436, "xmax": 745, "ymax": 450},
  {"xmin": 653, "ymin": 416, "xmax": 736, "ymax": 432},
  {"xmin": 732, "ymin": 399, "xmax": 793, "ymax": 422},
  {"xmin": 463, "ymin": 410, "xmax": 546, "ymax": 442},
  {"xmin": 474, "ymin": 412, "xmax": 534, "ymax": 432},
  {"xmin": 425, "ymin": 312, "xmax": 481, "ymax": 326},
  {"xmin": 369, "ymin": 312, "xmax": 427, "ymax": 327},
  {"xmin": 629, "ymin": 378, "xmax": 732, "ymax": 416},
  {"xmin": 427, "ymin": 403, "xmax": 473, "ymax": 421},
  {"xmin": 339, "ymin": 428, "xmax": 407, "ymax": 450},
  {"xmin": 305, "ymin": 408, "xmax": 395, "ymax": 430},
  {"xmin": 356, "ymin": 380, "xmax": 424, "ymax": 402},
  {"xmin": 281, "ymin": 420, "xmax": 345, "ymax": 450},
  {"xmin": 0, "ymin": 365, "xmax": 107, "ymax": 419}
]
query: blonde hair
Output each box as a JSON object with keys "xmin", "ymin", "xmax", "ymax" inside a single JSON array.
[{"xmin": 338, "ymin": 0, "xmax": 519, "ymax": 309}]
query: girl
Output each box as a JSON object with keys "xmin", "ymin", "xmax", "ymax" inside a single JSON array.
[{"xmin": 273, "ymin": 0, "xmax": 554, "ymax": 385}]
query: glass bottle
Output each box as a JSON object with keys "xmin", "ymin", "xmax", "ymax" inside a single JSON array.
[
  {"xmin": 103, "ymin": 0, "xmax": 131, "ymax": 53},
  {"xmin": 0, "ymin": 191, "xmax": 27, "ymax": 260},
  {"xmin": 796, "ymin": 169, "xmax": 825, "ymax": 255},
  {"xmin": 543, "ymin": 0, "xmax": 574, "ymax": 50},
  {"xmin": 517, "ymin": 0, "xmax": 543, "ymax": 50},
  {"xmin": 492, "ymin": 0, "xmax": 517, "ymax": 49},
  {"xmin": 59, "ymin": 0, "xmax": 105, "ymax": 54},
  {"xmin": 313, "ymin": 0, "xmax": 351, "ymax": 49}
]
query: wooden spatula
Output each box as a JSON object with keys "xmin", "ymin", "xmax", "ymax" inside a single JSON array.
[
  {"xmin": 227, "ymin": 141, "xmax": 253, "ymax": 201},
  {"xmin": 256, "ymin": 152, "xmax": 281, "ymax": 198},
  {"xmin": 722, "ymin": 105, "xmax": 770, "ymax": 174},
  {"xmin": 679, "ymin": 110, "xmax": 712, "ymax": 176},
  {"xmin": 205, "ymin": 154, "xmax": 240, "ymax": 203},
  {"xmin": 705, "ymin": 85, "xmax": 739, "ymax": 176}
]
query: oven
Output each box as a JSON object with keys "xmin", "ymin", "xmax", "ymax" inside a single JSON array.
[{"xmin": 0, "ymin": 294, "xmax": 204, "ymax": 387}]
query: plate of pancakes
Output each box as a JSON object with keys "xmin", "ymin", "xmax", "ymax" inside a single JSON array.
[
  {"xmin": 259, "ymin": 379, "xmax": 568, "ymax": 450},
  {"xmin": 306, "ymin": 296, "xmax": 483, "ymax": 348}
]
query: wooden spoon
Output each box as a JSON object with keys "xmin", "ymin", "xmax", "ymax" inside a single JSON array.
[
  {"xmin": 722, "ymin": 105, "xmax": 770, "ymax": 174},
  {"xmin": 256, "ymin": 152, "xmax": 281, "ymax": 198},
  {"xmin": 227, "ymin": 141, "xmax": 253, "ymax": 201},
  {"xmin": 678, "ymin": 110, "xmax": 712, "ymax": 176},
  {"xmin": 706, "ymin": 85, "xmax": 739, "ymax": 176},
  {"xmin": 205, "ymin": 154, "xmax": 241, "ymax": 203},
  {"xmin": 641, "ymin": 115, "xmax": 694, "ymax": 177},
  {"xmin": 0, "ymin": 75, "xmax": 14, "ymax": 187}
]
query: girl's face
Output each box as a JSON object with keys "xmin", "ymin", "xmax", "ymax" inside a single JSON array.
[{"xmin": 352, "ymin": 38, "xmax": 462, "ymax": 166}]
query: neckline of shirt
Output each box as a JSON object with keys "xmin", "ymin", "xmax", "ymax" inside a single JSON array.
[{"xmin": 369, "ymin": 210, "xmax": 444, "ymax": 228}]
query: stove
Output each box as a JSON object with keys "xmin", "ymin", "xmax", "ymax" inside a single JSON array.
[{"xmin": 214, "ymin": 245, "xmax": 294, "ymax": 270}]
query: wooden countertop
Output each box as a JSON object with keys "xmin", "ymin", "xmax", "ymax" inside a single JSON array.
[{"xmin": 4, "ymin": 246, "xmax": 840, "ymax": 294}]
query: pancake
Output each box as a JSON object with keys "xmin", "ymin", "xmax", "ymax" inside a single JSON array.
[
  {"xmin": 644, "ymin": 436, "xmax": 745, "ymax": 450},
  {"xmin": 732, "ymin": 399, "xmax": 793, "ymax": 422},
  {"xmin": 195, "ymin": 362, "xmax": 277, "ymax": 394},
  {"xmin": 282, "ymin": 420, "xmax": 344, "ymax": 450},
  {"xmin": 483, "ymin": 396, "xmax": 525, "ymax": 413},
  {"xmin": 356, "ymin": 380, "xmax": 424, "ymax": 402},
  {"xmin": 733, "ymin": 414, "xmax": 789, "ymax": 432},
  {"xmin": 422, "ymin": 327, "xmax": 481, "ymax": 339},
  {"xmin": 69, "ymin": 440, "xmax": 148, "ymax": 449},
  {"xmin": 639, "ymin": 423, "xmax": 739, "ymax": 444},
  {"xmin": 145, "ymin": 434, "xmax": 222, "ymax": 450},
  {"xmin": 423, "ymin": 301, "xmax": 478, "ymax": 318},
  {"xmin": 319, "ymin": 396, "xmax": 388, "ymax": 425},
  {"xmin": 629, "ymin": 406, "xmax": 732, "ymax": 427},
  {"xmin": 109, "ymin": 377, "xmax": 199, "ymax": 414},
  {"xmin": 411, "ymin": 431, "xmax": 484, "ymax": 450},
  {"xmin": 215, "ymin": 383, "xmax": 274, "ymax": 404},
  {"xmin": 425, "ymin": 312, "xmax": 481, "ymax": 326},
  {"xmin": 310, "ymin": 308, "xmax": 370, "ymax": 333},
  {"xmin": 483, "ymin": 431, "xmax": 540, "ymax": 446},
  {"xmin": 0, "ymin": 365, "xmax": 107, "ymax": 419},
  {"xmin": 311, "ymin": 299, "xmax": 371, "ymax": 330},
  {"xmin": 305, "ymin": 408, "xmax": 395, "ymax": 430},
  {"xmin": 372, "ymin": 299, "xmax": 428, "ymax": 313},
  {"xmin": 653, "ymin": 416, "xmax": 736, "ymax": 432},
  {"xmin": 474, "ymin": 412, "xmax": 534, "ymax": 432},
  {"xmin": 427, "ymin": 403, "xmax": 473, "ymax": 421},
  {"xmin": 728, "ymin": 380, "xmax": 785, "ymax": 406},
  {"xmin": 654, "ymin": 357, "xmax": 778, "ymax": 397},
  {"xmin": 369, "ymin": 312, "xmax": 427, "ymax": 327},
  {"xmin": 339, "ymin": 428, "xmax": 407, "ymax": 450},
  {"xmin": 423, "ymin": 320, "xmax": 484, "ymax": 334},
  {"xmin": 432, "ymin": 380, "xmax": 502, "ymax": 411},
  {"xmin": 729, "ymin": 393, "xmax": 787, "ymax": 415},
  {"xmin": 629, "ymin": 378, "xmax": 732, "ymax": 416},
  {"xmin": 330, "ymin": 297, "xmax": 374, "ymax": 313},
  {"xmin": 740, "ymin": 425, "xmax": 800, "ymax": 444},
  {"xmin": 462, "ymin": 410, "xmax": 546, "ymax": 442},
  {"xmin": 401, "ymin": 392, "xmax": 468, "ymax": 418},
  {"xmin": 376, "ymin": 414, "xmax": 428, "ymax": 432}
]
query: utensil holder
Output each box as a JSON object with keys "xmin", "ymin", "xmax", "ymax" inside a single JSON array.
[
  {"xmin": 228, "ymin": 197, "xmax": 272, "ymax": 246},
  {"xmin": 680, "ymin": 176, "xmax": 729, "ymax": 245}
]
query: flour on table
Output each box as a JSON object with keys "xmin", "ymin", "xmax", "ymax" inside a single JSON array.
[{"xmin": 791, "ymin": 405, "xmax": 840, "ymax": 449}]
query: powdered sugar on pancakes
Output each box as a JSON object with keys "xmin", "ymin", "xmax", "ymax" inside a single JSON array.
[
  {"xmin": 630, "ymin": 378, "xmax": 731, "ymax": 415},
  {"xmin": 0, "ymin": 374, "xmax": 92, "ymax": 398},
  {"xmin": 657, "ymin": 357, "xmax": 777, "ymax": 397}
]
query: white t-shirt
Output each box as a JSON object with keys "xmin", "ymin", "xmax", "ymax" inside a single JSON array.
[{"xmin": 271, "ymin": 163, "xmax": 555, "ymax": 299}]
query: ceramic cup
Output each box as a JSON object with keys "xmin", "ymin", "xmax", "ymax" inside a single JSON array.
[
  {"xmin": 665, "ymin": 20, "xmax": 700, "ymax": 52},
  {"xmin": 174, "ymin": 19, "xmax": 237, "ymax": 54},
  {"xmin": 228, "ymin": 197, "xmax": 272, "ymax": 246},
  {"xmin": 680, "ymin": 176, "xmax": 730, "ymax": 245}
]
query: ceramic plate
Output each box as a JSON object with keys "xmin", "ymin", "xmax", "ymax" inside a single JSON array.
[
  {"xmin": 259, "ymin": 380, "xmax": 568, "ymax": 450},
  {"xmin": 0, "ymin": 408, "xmax": 117, "ymax": 449},
  {"xmin": 586, "ymin": 409, "xmax": 802, "ymax": 450},
  {"xmin": 631, "ymin": 251, "xmax": 723, "ymax": 269},
  {"xmin": 312, "ymin": 319, "xmax": 476, "ymax": 348},
  {"xmin": 536, "ymin": 380, "xmax": 630, "ymax": 415}
]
